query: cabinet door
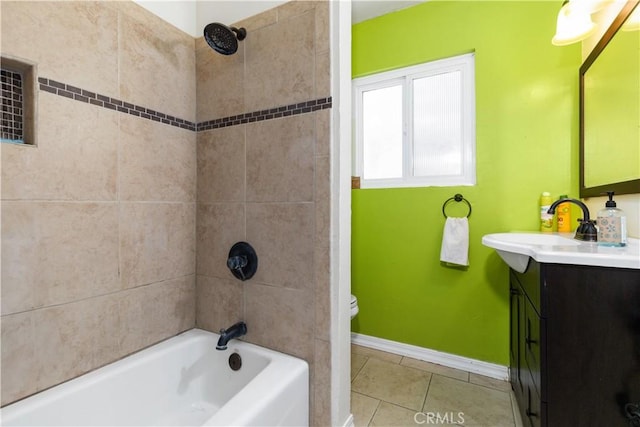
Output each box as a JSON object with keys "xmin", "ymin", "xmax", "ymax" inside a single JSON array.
[
  {"xmin": 524, "ymin": 297, "xmax": 542, "ymax": 397},
  {"xmin": 545, "ymin": 264, "xmax": 640, "ymax": 426},
  {"xmin": 510, "ymin": 282, "xmax": 522, "ymax": 396},
  {"xmin": 524, "ymin": 371, "xmax": 542, "ymax": 427}
]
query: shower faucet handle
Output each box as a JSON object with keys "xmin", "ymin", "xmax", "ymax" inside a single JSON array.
[{"xmin": 227, "ymin": 255, "xmax": 248, "ymax": 271}]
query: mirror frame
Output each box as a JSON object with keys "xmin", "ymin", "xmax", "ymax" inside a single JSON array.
[{"xmin": 579, "ymin": 0, "xmax": 640, "ymax": 198}]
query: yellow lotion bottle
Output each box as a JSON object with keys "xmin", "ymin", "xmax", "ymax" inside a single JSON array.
[{"xmin": 557, "ymin": 195, "xmax": 571, "ymax": 232}]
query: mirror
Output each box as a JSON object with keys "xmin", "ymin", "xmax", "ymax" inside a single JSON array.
[{"xmin": 580, "ymin": 0, "xmax": 640, "ymax": 198}]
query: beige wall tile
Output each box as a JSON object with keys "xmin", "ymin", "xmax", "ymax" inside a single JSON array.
[
  {"xmin": 315, "ymin": 109, "xmax": 331, "ymax": 158},
  {"xmin": 196, "ymin": 275, "xmax": 244, "ymax": 332},
  {"xmin": 244, "ymin": 283, "xmax": 314, "ymax": 361},
  {"xmin": 277, "ymin": 0, "xmax": 316, "ymax": 20},
  {"xmin": 118, "ymin": 6, "xmax": 195, "ymax": 121},
  {"xmin": 1, "ymin": 312, "xmax": 36, "ymax": 406},
  {"xmin": 315, "ymin": 1, "xmax": 330, "ymax": 54},
  {"xmin": 196, "ymin": 38, "xmax": 245, "ymax": 122},
  {"xmin": 233, "ymin": 6, "xmax": 277, "ymax": 32},
  {"xmin": 197, "ymin": 127, "xmax": 246, "ymax": 203},
  {"xmin": 118, "ymin": 276, "xmax": 196, "ymax": 356},
  {"xmin": 31, "ymin": 299, "xmax": 105, "ymax": 396},
  {"xmin": 196, "ymin": 203, "xmax": 245, "ymax": 279},
  {"xmin": 1, "ymin": 93, "xmax": 118, "ymax": 201},
  {"xmin": 246, "ymin": 203, "xmax": 314, "ymax": 290},
  {"xmin": 120, "ymin": 115, "xmax": 196, "ymax": 202},
  {"xmin": 0, "ymin": 1, "xmax": 118, "ymax": 97},
  {"xmin": 89, "ymin": 293, "xmax": 123, "ymax": 369},
  {"xmin": 246, "ymin": 115, "xmax": 314, "ymax": 202},
  {"xmin": 314, "ymin": 234, "xmax": 330, "ymax": 340},
  {"xmin": 313, "ymin": 338, "xmax": 332, "ymax": 426},
  {"xmin": 245, "ymin": 10, "xmax": 315, "ymax": 111},
  {"xmin": 314, "ymin": 157, "xmax": 330, "ymax": 339},
  {"xmin": 1, "ymin": 201, "xmax": 120, "ymax": 315},
  {"xmin": 120, "ymin": 202, "xmax": 195, "ymax": 288},
  {"xmin": 315, "ymin": 155, "xmax": 330, "ymax": 241},
  {"xmin": 316, "ymin": 50, "xmax": 331, "ymax": 99}
]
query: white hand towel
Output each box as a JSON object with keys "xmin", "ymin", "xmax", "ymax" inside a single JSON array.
[{"xmin": 440, "ymin": 217, "xmax": 469, "ymax": 266}]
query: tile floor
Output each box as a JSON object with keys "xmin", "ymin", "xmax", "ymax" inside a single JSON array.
[{"xmin": 351, "ymin": 344, "xmax": 524, "ymax": 427}]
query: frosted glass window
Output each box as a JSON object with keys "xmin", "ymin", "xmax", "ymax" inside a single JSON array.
[
  {"xmin": 354, "ymin": 53, "xmax": 475, "ymax": 188},
  {"xmin": 362, "ymin": 85, "xmax": 403, "ymax": 179},
  {"xmin": 413, "ymin": 72, "xmax": 462, "ymax": 177}
]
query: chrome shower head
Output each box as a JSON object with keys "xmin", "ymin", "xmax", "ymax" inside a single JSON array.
[{"xmin": 203, "ymin": 22, "xmax": 247, "ymax": 55}]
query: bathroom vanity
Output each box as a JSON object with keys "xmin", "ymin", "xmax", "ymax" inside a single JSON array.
[
  {"xmin": 510, "ymin": 260, "xmax": 640, "ymax": 426},
  {"xmin": 482, "ymin": 233, "xmax": 640, "ymax": 427}
]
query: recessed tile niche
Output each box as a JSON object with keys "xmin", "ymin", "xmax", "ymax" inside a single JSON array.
[{"xmin": 1, "ymin": 56, "xmax": 37, "ymax": 146}]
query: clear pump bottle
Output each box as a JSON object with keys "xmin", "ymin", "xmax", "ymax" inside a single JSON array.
[
  {"xmin": 597, "ymin": 191, "xmax": 627, "ymax": 247},
  {"xmin": 540, "ymin": 192, "xmax": 553, "ymax": 232}
]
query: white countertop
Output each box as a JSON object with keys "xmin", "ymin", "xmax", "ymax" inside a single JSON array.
[{"xmin": 482, "ymin": 232, "xmax": 640, "ymax": 271}]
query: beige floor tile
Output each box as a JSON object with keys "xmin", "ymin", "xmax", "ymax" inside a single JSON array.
[
  {"xmin": 370, "ymin": 401, "xmax": 421, "ymax": 426},
  {"xmin": 352, "ymin": 352, "xmax": 368, "ymax": 381},
  {"xmin": 351, "ymin": 344, "xmax": 403, "ymax": 364},
  {"xmin": 401, "ymin": 357, "xmax": 470, "ymax": 382},
  {"xmin": 351, "ymin": 391, "xmax": 380, "ymax": 427},
  {"xmin": 469, "ymin": 372, "xmax": 512, "ymax": 392},
  {"xmin": 352, "ymin": 358, "xmax": 431, "ymax": 411},
  {"xmin": 423, "ymin": 375, "xmax": 515, "ymax": 427}
]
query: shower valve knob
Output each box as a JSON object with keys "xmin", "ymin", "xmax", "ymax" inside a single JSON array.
[{"xmin": 226, "ymin": 242, "xmax": 258, "ymax": 281}]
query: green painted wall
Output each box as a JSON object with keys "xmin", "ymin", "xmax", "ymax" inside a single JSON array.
[{"xmin": 352, "ymin": 1, "xmax": 581, "ymax": 365}]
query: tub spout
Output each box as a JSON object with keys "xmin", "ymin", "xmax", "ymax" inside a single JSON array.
[
  {"xmin": 547, "ymin": 198, "xmax": 597, "ymax": 242},
  {"xmin": 216, "ymin": 321, "xmax": 247, "ymax": 350}
]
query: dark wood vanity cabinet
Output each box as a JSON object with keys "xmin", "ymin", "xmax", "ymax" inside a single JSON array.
[{"xmin": 510, "ymin": 260, "xmax": 640, "ymax": 427}]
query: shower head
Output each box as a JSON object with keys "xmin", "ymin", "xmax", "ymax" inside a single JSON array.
[{"xmin": 203, "ymin": 22, "xmax": 247, "ymax": 55}]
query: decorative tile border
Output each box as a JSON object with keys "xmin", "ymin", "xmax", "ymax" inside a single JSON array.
[
  {"xmin": 38, "ymin": 77, "xmax": 196, "ymax": 131},
  {"xmin": 38, "ymin": 77, "xmax": 331, "ymax": 133},
  {"xmin": 196, "ymin": 97, "xmax": 332, "ymax": 131}
]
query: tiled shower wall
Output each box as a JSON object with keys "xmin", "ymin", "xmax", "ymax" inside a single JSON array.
[
  {"xmin": 1, "ymin": 0, "xmax": 333, "ymax": 423},
  {"xmin": 1, "ymin": 1, "xmax": 197, "ymax": 406},
  {"xmin": 194, "ymin": 2, "xmax": 332, "ymax": 425}
]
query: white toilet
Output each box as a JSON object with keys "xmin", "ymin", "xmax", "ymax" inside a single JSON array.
[{"xmin": 350, "ymin": 294, "xmax": 359, "ymax": 319}]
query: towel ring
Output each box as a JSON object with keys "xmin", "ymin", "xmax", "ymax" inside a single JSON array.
[{"xmin": 442, "ymin": 194, "xmax": 472, "ymax": 218}]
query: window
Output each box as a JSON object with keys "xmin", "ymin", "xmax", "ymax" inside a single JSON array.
[{"xmin": 354, "ymin": 53, "xmax": 476, "ymax": 188}]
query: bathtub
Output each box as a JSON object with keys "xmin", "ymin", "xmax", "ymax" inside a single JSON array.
[{"xmin": 0, "ymin": 329, "xmax": 309, "ymax": 426}]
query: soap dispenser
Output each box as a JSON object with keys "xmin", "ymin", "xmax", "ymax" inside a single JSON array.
[{"xmin": 597, "ymin": 191, "xmax": 627, "ymax": 247}]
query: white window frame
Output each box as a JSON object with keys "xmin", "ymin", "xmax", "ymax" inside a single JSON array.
[{"xmin": 353, "ymin": 53, "xmax": 476, "ymax": 189}]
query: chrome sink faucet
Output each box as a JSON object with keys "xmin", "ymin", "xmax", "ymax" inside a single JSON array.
[
  {"xmin": 216, "ymin": 321, "xmax": 247, "ymax": 350},
  {"xmin": 547, "ymin": 198, "xmax": 597, "ymax": 242}
]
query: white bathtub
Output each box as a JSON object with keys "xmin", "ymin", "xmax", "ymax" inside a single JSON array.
[{"xmin": 0, "ymin": 329, "xmax": 309, "ymax": 426}]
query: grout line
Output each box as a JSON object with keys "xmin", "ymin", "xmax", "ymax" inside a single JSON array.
[
  {"xmin": 368, "ymin": 399, "xmax": 383, "ymax": 427},
  {"xmin": 421, "ymin": 374, "xmax": 433, "ymax": 412},
  {"xmin": 1, "ymin": 274, "xmax": 196, "ymax": 318},
  {"xmin": 351, "ymin": 355, "xmax": 369, "ymax": 382}
]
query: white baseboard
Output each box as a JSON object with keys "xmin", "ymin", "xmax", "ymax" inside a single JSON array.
[{"xmin": 351, "ymin": 333, "xmax": 508, "ymax": 381}]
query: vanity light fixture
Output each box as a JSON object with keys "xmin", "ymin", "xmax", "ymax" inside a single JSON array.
[{"xmin": 552, "ymin": 0, "xmax": 598, "ymax": 45}]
